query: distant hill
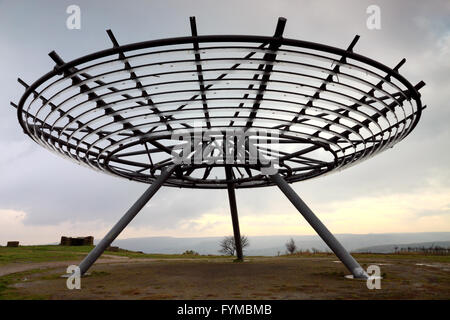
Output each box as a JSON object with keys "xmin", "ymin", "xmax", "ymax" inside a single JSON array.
[
  {"xmin": 108, "ymin": 232, "xmax": 450, "ymax": 256},
  {"xmin": 354, "ymin": 241, "xmax": 450, "ymax": 253}
]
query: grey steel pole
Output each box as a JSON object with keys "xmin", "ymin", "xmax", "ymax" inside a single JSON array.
[
  {"xmin": 78, "ymin": 165, "xmax": 177, "ymax": 275},
  {"xmin": 225, "ymin": 166, "xmax": 244, "ymax": 261},
  {"xmin": 269, "ymin": 173, "xmax": 368, "ymax": 279}
]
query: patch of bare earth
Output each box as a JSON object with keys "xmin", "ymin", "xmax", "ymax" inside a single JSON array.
[
  {"xmin": 6, "ymin": 256, "xmax": 450, "ymax": 300},
  {"xmin": 0, "ymin": 255, "xmax": 145, "ymax": 277}
]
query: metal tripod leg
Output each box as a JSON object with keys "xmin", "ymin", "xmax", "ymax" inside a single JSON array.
[
  {"xmin": 269, "ymin": 173, "xmax": 368, "ymax": 279},
  {"xmin": 78, "ymin": 165, "xmax": 177, "ymax": 275},
  {"xmin": 225, "ymin": 166, "xmax": 244, "ymax": 261}
]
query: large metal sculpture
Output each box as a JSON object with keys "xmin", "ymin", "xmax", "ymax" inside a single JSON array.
[{"xmin": 13, "ymin": 17, "xmax": 425, "ymax": 279}]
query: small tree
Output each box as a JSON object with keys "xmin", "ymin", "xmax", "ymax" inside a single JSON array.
[
  {"xmin": 219, "ymin": 235, "xmax": 249, "ymax": 256},
  {"xmin": 285, "ymin": 238, "xmax": 297, "ymax": 254},
  {"xmin": 182, "ymin": 250, "xmax": 199, "ymax": 256}
]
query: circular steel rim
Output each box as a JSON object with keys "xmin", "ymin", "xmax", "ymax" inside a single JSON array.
[{"xmin": 15, "ymin": 32, "xmax": 425, "ymax": 189}]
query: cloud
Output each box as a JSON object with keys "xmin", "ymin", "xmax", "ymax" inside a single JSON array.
[
  {"xmin": 0, "ymin": 209, "xmax": 110, "ymax": 245},
  {"xmin": 0, "ymin": 0, "xmax": 449, "ymax": 243},
  {"xmin": 164, "ymin": 185, "xmax": 450, "ymax": 237}
]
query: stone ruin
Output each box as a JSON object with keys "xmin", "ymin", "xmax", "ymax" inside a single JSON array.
[{"xmin": 60, "ymin": 236, "xmax": 94, "ymax": 246}]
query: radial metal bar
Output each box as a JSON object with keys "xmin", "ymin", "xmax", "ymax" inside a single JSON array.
[
  {"xmin": 190, "ymin": 16, "xmax": 211, "ymax": 129},
  {"xmin": 49, "ymin": 51, "xmax": 147, "ymax": 140},
  {"xmin": 106, "ymin": 29, "xmax": 173, "ymax": 131},
  {"xmin": 225, "ymin": 166, "xmax": 244, "ymax": 261},
  {"xmin": 78, "ymin": 165, "xmax": 176, "ymax": 275},
  {"xmin": 269, "ymin": 173, "xmax": 368, "ymax": 278},
  {"xmin": 175, "ymin": 42, "xmax": 269, "ymax": 112},
  {"xmin": 245, "ymin": 17, "xmax": 286, "ymax": 128},
  {"xmin": 288, "ymin": 35, "xmax": 360, "ymax": 128}
]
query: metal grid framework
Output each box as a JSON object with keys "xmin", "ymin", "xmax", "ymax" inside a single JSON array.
[{"xmin": 13, "ymin": 17, "xmax": 426, "ymax": 189}]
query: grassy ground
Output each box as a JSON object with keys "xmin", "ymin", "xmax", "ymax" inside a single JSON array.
[
  {"xmin": 0, "ymin": 245, "xmax": 449, "ymax": 300},
  {"xmin": 0, "ymin": 245, "xmax": 90, "ymax": 265},
  {"xmin": 282, "ymin": 251, "xmax": 450, "ymax": 263},
  {"xmin": 0, "ymin": 269, "xmax": 49, "ymax": 299},
  {"xmin": 0, "ymin": 245, "xmax": 224, "ymax": 266}
]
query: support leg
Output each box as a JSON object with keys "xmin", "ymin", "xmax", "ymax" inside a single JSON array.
[
  {"xmin": 78, "ymin": 165, "xmax": 177, "ymax": 275},
  {"xmin": 269, "ymin": 173, "xmax": 368, "ymax": 279},
  {"xmin": 225, "ymin": 166, "xmax": 244, "ymax": 261}
]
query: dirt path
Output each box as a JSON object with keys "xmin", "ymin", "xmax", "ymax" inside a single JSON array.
[
  {"xmin": 0, "ymin": 255, "xmax": 148, "ymax": 277},
  {"xmin": 0, "ymin": 255, "xmax": 234, "ymax": 277}
]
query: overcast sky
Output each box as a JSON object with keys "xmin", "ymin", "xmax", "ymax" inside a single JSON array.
[{"xmin": 0, "ymin": 0, "xmax": 449, "ymax": 245}]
